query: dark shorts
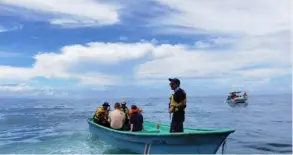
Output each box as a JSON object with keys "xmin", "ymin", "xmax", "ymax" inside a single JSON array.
[
  {"xmin": 122, "ymin": 123, "xmax": 130, "ymax": 131},
  {"xmin": 94, "ymin": 119, "xmax": 110, "ymax": 128},
  {"xmin": 170, "ymin": 121, "xmax": 184, "ymax": 133}
]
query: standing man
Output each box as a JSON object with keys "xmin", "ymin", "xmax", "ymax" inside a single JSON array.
[{"xmin": 168, "ymin": 78, "xmax": 187, "ymax": 133}]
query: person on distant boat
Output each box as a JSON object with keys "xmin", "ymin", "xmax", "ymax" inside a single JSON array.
[
  {"xmin": 231, "ymin": 92, "xmax": 236, "ymax": 99},
  {"xmin": 121, "ymin": 100, "xmax": 130, "ymax": 130},
  {"xmin": 93, "ymin": 102, "xmax": 110, "ymax": 127},
  {"xmin": 168, "ymin": 78, "xmax": 187, "ymax": 133},
  {"xmin": 129, "ymin": 105, "xmax": 144, "ymax": 132},
  {"xmin": 243, "ymin": 92, "xmax": 247, "ymax": 97},
  {"xmin": 108, "ymin": 102, "xmax": 125, "ymax": 130}
]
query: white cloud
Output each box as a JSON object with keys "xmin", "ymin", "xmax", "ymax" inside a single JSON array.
[
  {"xmin": 0, "ymin": 24, "xmax": 23, "ymax": 32},
  {"xmin": 0, "ymin": 0, "xmax": 120, "ymax": 27},
  {"xmin": 0, "ymin": 42, "xmax": 155, "ymax": 86},
  {"xmin": 194, "ymin": 41, "xmax": 211, "ymax": 48},
  {"xmin": 0, "ymin": 83, "xmax": 69, "ymax": 97},
  {"xmin": 237, "ymin": 68, "xmax": 290, "ymax": 79},
  {"xmin": 218, "ymin": 77, "xmax": 270, "ymax": 89},
  {"xmin": 135, "ymin": 32, "xmax": 291, "ymax": 87},
  {"xmin": 136, "ymin": 42, "xmax": 290, "ymax": 79},
  {"xmin": 0, "ymin": 66, "xmax": 35, "ymax": 80},
  {"xmin": 0, "ymin": 26, "xmax": 6, "ymax": 32},
  {"xmin": 135, "ymin": 0, "xmax": 291, "ymax": 87},
  {"xmin": 0, "ymin": 34, "xmax": 290, "ymax": 88},
  {"xmin": 136, "ymin": 50, "xmax": 289, "ymax": 79},
  {"xmin": 152, "ymin": 0, "xmax": 290, "ymax": 36},
  {"xmin": 194, "ymin": 37, "xmax": 238, "ymax": 49},
  {"xmin": 0, "ymin": 83, "xmax": 32, "ymax": 92},
  {"xmin": 210, "ymin": 37, "xmax": 237, "ymax": 46},
  {"xmin": 0, "ymin": 0, "xmax": 290, "ymax": 94}
]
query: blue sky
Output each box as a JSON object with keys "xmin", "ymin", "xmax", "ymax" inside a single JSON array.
[{"xmin": 0, "ymin": 0, "xmax": 291, "ymax": 98}]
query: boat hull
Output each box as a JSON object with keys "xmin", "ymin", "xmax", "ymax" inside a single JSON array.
[
  {"xmin": 226, "ymin": 97, "xmax": 247, "ymax": 104},
  {"xmin": 87, "ymin": 118, "xmax": 234, "ymax": 154}
]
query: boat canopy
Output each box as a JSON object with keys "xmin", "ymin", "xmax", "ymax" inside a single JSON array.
[{"xmin": 229, "ymin": 91, "xmax": 243, "ymax": 94}]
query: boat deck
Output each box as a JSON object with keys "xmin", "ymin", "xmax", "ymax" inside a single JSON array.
[{"xmin": 142, "ymin": 121, "xmax": 234, "ymax": 134}]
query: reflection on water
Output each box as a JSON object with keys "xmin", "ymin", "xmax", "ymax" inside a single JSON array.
[{"xmin": 227, "ymin": 102, "xmax": 248, "ymax": 108}]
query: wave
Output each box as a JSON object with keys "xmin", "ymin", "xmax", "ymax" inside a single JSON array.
[
  {"xmin": 242, "ymin": 140, "xmax": 292, "ymax": 153},
  {"xmin": 33, "ymin": 105, "xmax": 73, "ymax": 109},
  {"xmin": 0, "ymin": 113, "xmax": 4, "ymax": 120}
]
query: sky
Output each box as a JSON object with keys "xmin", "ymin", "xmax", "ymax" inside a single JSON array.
[{"xmin": 0, "ymin": 0, "xmax": 291, "ymax": 98}]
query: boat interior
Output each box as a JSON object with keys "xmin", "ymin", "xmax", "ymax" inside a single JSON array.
[{"xmin": 88, "ymin": 118, "xmax": 235, "ymax": 135}]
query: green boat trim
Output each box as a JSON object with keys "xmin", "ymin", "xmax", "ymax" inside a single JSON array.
[{"xmin": 87, "ymin": 118, "xmax": 235, "ymax": 136}]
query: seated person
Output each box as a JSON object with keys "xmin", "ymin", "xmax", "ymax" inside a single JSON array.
[
  {"xmin": 93, "ymin": 102, "xmax": 110, "ymax": 127},
  {"xmin": 120, "ymin": 100, "xmax": 130, "ymax": 130},
  {"xmin": 129, "ymin": 105, "xmax": 144, "ymax": 132},
  {"xmin": 109, "ymin": 102, "xmax": 125, "ymax": 130}
]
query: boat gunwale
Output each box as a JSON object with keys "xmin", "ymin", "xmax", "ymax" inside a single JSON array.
[{"xmin": 87, "ymin": 118, "xmax": 235, "ymax": 136}]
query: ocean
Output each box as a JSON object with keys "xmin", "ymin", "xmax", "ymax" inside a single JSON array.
[{"xmin": 0, "ymin": 94, "xmax": 291, "ymax": 154}]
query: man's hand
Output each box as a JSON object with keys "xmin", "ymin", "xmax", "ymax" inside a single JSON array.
[
  {"xmin": 177, "ymin": 101, "xmax": 185, "ymax": 108},
  {"xmin": 169, "ymin": 106, "xmax": 174, "ymax": 113},
  {"xmin": 130, "ymin": 124, "xmax": 134, "ymax": 132}
]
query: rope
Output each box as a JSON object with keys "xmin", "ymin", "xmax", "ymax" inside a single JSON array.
[
  {"xmin": 221, "ymin": 138, "xmax": 226, "ymax": 154},
  {"xmin": 144, "ymin": 144, "xmax": 150, "ymax": 154}
]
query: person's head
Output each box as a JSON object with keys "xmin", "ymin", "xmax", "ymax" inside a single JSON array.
[
  {"xmin": 114, "ymin": 102, "xmax": 121, "ymax": 109},
  {"xmin": 168, "ymin": 78, "xmax": 180, "ymax": 90},
  {"xmin": 102, "ymin": 102, "xmax": 110, "ymax": 110},
  {"xmin": 131, "ymin": 105, "xmax": 138, "ymax": 110},
  {"xmin": 121, "ymin": 100, "xmax": 127, "ymax": 108}
]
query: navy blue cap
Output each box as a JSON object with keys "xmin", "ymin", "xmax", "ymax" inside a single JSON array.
[
  {"xmin": 168, "ymin": 78, "xmax": 180, "ymax": 85},
  {"xmin": 102, "ymin": 102, "xmax": 110, "ymax": 107},
  {"xmin": 131, "ymin": 105, "xmax": 138, "ymax": 109}
]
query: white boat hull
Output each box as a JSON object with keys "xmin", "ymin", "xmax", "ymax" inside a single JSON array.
[{"xmin": 226, "ymin": 97, "xmax": 247, "ymax": 104}]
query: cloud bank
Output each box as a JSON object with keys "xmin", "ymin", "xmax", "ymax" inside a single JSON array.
[
  {"xmin": 0, "ymin": 33, "xmax": 290, "ymax": 87},
  {"xmin": 0, "ymin": 0, "xmax": 120, "ymax": 27},
  {"xmin": 151, "ymin": 0, "xmax": 290, "ymax": 36},
  {"xmin": 0, "ymin": 0, "xmax": 291, "ymax": 96}
]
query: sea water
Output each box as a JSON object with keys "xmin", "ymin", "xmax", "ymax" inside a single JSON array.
[{"xmin": 0, "ymin": 95, "xmax": 291, "ymax": 154}]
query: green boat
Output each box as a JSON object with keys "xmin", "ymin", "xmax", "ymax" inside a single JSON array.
[{"xmin": 87, "ymin": 118, "xmax": 235, "ymax": 154}]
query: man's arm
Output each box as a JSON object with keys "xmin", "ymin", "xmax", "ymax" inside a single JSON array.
[
  {"xmin": 129, "ymin": 116, "xmax": 133, "ymax": 131},
  {"xmin": 108, "ymin": 112, "xmax": 112, "ymax": 122},
  {"xmin": 176, "ymin": 101, "xmax": 185, "ymax": 108},
  {"xmin": 122, "ymin": 112, "xmax": 126, "ymax": 122},
  {"xmin": 169, "ymin": 106, "xmax": 174, "ymax": 113},
  {"xmin": 141, "ymin": 115, "xmax": 144, "ymax": 130}
]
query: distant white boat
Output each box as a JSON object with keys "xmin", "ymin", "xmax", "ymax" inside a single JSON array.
[{"xmin": 226, "ymin": 91, "xmax": 248, "ymax": 104}]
